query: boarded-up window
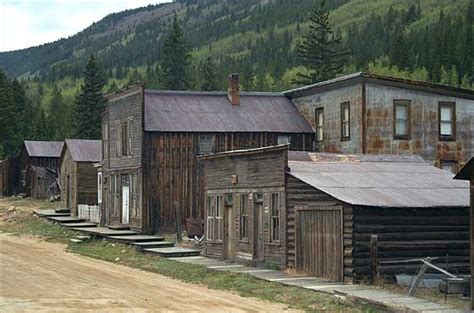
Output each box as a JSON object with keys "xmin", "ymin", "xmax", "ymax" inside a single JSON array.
[
  {"xmin": 240, "ymin": 194, "xmax": 249, "ymax": 240},
  {"xmin": 198, "ymin": 135, "xmax": 215, "ymax": 155},
  {"xmin": 315, "ymin": 108, "xmax": 324, "ymax": 142},
  {"xmin": 439, "ymin": 102, "xmax": 455, "ymax": 140},
  {"xmin": 393, "ymin": 100, "xmax": 410, "ymax": 139},
  {"xmin": 207, "ymin": 195, "xmax": 215, "ymax": 241},
  {"xmin": 271, "ymin": 193, "xmax": 280, "ymax": 242},
  {"xmin": 340, "ymin": 102, "xmax": 350, "ymax": 140}
]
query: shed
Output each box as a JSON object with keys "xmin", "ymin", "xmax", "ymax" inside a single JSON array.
[
  {"xmin": 19, "ymin": 141, "xmax": 64, "ymax": 198},
  {"xmin": 454, "ymin": 157, "xmax": 474, "ymax": 310},
  {"xmin": 201, "ymin": 145, "xmax": 470, "ymax": 282},
  {"xmin": 60, "ymin": 139, "xmax": 102, "ymax": 217}
]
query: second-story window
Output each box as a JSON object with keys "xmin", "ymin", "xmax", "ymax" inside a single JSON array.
[
  {"xmin": 277, "ymin": 135, "xmax": 291, "ymax": 145},
  {"xmin": 121, "ymin": 122, "xmax": 128, "ymax": 156},
  {"xmin": 315, "ymin": 108, "xmax": 324, "ymax": 142},
  {"xmin": 341, "ymin": 102, "xmax": 350, "ymax": 140},
  {"xmin": 439, "ymin": 102, "xmax": 456, "ymax": 140},
  {"xmin": 198, "ymin": 135, "xmax": 215, "ymax": 155},
  {"xmin": 393, "ymin": 100, "xmax": 410, "ymax": 139},
  {"xmin": 103, "ymin": 122, "xmax": 108, "ymax": 160},
  {"xmin": 118, "ymin": 120, "xmax": 133, "ymax": 157}
]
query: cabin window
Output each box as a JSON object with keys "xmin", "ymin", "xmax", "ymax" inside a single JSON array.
[
  {"xmin": 341, "ymin": 101, "xmax": 350, "ymax": 140},
  {"xmin": 315, "ymin": 108, "xmax": 324, "ymax": 142},
  {"xmin": 103, "ymin": 122, "xmax": 108, "ymax": 160},
  {"xmin": 439, "ymin": 102, "xmax": 455, "ymax": 140},
  {"xmin": 206, "ymin": 195, "xmax": 215, "ymax": 241},
  {"xmin": 127, "ymin": 119, "xmax": 133, "ymax": 156},
  {"xmin": 198, "ymin": 135, "xmax": 215, "ymax": 155},
  {"xmin": 216, "ymin": 195, "xmax": 223, "ymax": 241},
  {"xmin": 97, "ymin": 172, "xmax": 102, "ymax": 204},
  {"xmin": 121, "ymin": 122, "xmax": 128, "ymax": 156},
  {"xmin": 277, "ymin": 135, "xmax": 291, "ymax": 145},
  {"xmin": 393, "ymin": 100, "xmax": 410, "ymax": 139},
  {"xmin": 240, "ymin": 194, "xmax": 249, "ymax": 240},
  {"xmin": 270, "ymin": 193, "xmax": 280, "ymax": 242}
]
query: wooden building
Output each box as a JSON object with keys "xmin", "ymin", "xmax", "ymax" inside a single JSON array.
[
  {"xmin": 0, "ymin": 157, "xmax": 19, "ymax": 197},
  {"xmin": 19, "ymin": 141, "xmax": 64, "ymax": 198},
  {"xmin": 201, "ymin": 145, "xmax": 470, "ymax": 282},
  {"xmin": 286, "ymin": 72, "xmax": 474, "ymax": 172},
  {"xmin": 101, "ymin": 75, "xmax": 314, "ymax": 234},
  {"xmin": 454, "ymin": 157, "xmax": 474, "ymax": 310},
  {"xmin": 60, "ymin": 139, "xmax": 102, "ymax": 217}
]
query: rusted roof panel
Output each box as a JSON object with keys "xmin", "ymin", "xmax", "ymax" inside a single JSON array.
[
  {"xmin": 288, "ymin": 153, "xmax": 469, "ymax": 208},
  {"xmin": 65, "ymin": 139, "xmax": 102, "ymax": 162},
  {"xmin": 144, "ymin": 90, "xmax": 314, "ymax": 133},
  {"xmin": 24, "ymin": 141, "xmax": 64, "ymax": 158}
]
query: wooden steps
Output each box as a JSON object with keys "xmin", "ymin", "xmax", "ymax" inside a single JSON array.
[
  {"xmin": 33, "ymin": 209, "xmax": 70, "ymax": 217},
  {"xmin": 143, "ymin": 247, "xmax": 200, "ymax": 258},
  {"xmin": 47, "ymin": 216, "xmax": 85, "ymax": 223},
  {"xmin": 62, "ymin": 222, "xmax": 97, "ymax": 228},
  {"xmin": 107, "ymin": 225, "xmax": 130, "ymax": 230},
  {"xmin": 72, "ymin": 227, "xmax": 137, "ymax": 237},
  {"xmin": 132, "ymin": 241, "xmax": 175, "ymax": 250},
  {"xmin": 55, "ymin": 208, "xmax": 70, "ymax": 214},
  {"xmin": 107, "ymin": 235, "xmax": 165, "ymax": 243}
]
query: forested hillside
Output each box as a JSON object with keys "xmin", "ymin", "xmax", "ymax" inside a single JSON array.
[{"xmin": 0, "ymin": 0, "xmax": 472, "ymax": 158}]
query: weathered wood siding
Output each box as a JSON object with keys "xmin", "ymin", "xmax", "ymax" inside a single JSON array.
[
  {"xmin": 77, "ymin": 162, "xmax": 98, "ymax": 206},
  {"xmin": 202, "ymin": 147, "xmax": 288, "ymax": 267},
  {"xmin": 0, "ymin": 157, "xmax": 19, "ymax": 196},
  {"xmin": 60, "ymin": 148, "xmax": 78, "ymax": 215},
  {"xmin": 19, "ymin": 147, "xmax": 60, "ymax": 197},
  {"xmin": 143, "ymin": 132, "xmax": 312, "ymax": 232}
]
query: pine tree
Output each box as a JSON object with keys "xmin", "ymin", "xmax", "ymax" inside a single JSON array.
[
  {"xmin": 0, "ymin": 70, "xmax": 16, "ymax": 158},
  {"xmin": 294, "ymin": 0, "xmax": 349, "ymax": 85},
  {"xmin": 159, "ymin": 14, "xmax": 191, "ymax": 90},
  {"xmin": 11, "ymin": 79, "xmax": 33, "ymax": 153},
  {"xmin": 48, "ymin": 84, "xmax": 69, "ymax": 140},
  {"xmin": 73, "ymin": 54, "xmax": 106, "ymax": 139},
  {"xmin": 199, "ymin": 57, "xmax": 218, "ymax": 91},
  {"xmin": 32, "ymin": 106, "xmax": 51, "ymax": 140}
]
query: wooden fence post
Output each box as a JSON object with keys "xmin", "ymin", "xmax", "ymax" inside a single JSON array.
[{"xmin": 369, "ymin": 234, "xmax": 378, "ymax": 283}]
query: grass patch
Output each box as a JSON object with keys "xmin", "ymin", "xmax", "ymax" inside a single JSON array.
[{"xmin": 0, "ymin": 198, "xmax": 380, "ymax": 312}]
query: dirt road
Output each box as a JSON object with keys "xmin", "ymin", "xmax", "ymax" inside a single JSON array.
[{"xmin": 0, "ymin": 234, "xmax": 294, "ymax": 312}]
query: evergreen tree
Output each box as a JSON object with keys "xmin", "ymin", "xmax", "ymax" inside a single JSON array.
[
  {"xmin": 48, "ymin": 84, "xmax": 70, "ymax": 140},
  {"xmin": 11, "ymin": 79, "xmax": 33, "ymax": 151},
  {"xmin": 32, "ymin": 106, "xmax": 51, "ymax": 140},
  {"xmin": 0, "ymin": 70, "xmax": 16, "ymax": 158},
  {"xmin": 73, "ymin": 54, "xmax": 106, "ymax": 139},
  {"xmin": 199, "ymin": 57, "xmax": 218, "ymax": 91},
  {"xmin": 159, "ymin": 14, "xmax": 191, "ymax": 90},
  {"xmin": 294, "ymin": 0, "xmax": 348, "ymax": 85}
]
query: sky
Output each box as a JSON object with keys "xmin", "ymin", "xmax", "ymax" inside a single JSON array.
[{"xmin": 0, "ymin": 0, "xmax": 171, "ymax": 52}]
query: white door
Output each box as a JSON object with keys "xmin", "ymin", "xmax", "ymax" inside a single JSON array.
[{"xmin": 122, "ymin": 185, "xmax": 130, "ymax": 224}]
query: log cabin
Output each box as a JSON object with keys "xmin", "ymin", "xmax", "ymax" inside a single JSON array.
[
  {"xmin": 59, "ymin": 139, "xmax": 102, "ymax": 217},
  {"xmin": 101, "ymin": 75, "xmax": 314, "ymax": 235},
  {"xmin": 286, "ymin": 72, "xmax": 474, "ymax": 173},
  {"xmin": 201, "ymin": 145, "xmax": 470, "ymax": 282},
  {"xmin": 19, "ymin": 141, "xmax": 64, "ymax": 198}
]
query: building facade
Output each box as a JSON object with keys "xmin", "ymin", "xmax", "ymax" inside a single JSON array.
[{"xmin": 286, "ymin": 72, "xmax": 474, "ymax": 172}]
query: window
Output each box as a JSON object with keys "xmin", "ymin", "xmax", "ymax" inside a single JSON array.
[
  {"xmin": 270, "ymin": 193, "xmax": 280, "ymax": 242},
  {"xmin": 198, "ymin": 135, "xmax": 215, "ymax": 155},
  {"xmin": 110, "ymin": 175, "xmax": 119, "ymax": 215},
  {"xmin": 240, "ymin": 194, "xmax": 249, "ymax": 240},
  {"xmin": 315, "ymin": 108, "xmax": 324, "ymax": 142},
  {"xmin": 206, "ymin": 195, "xmax": 215, "ymax": 241},
  {"xmin": 127, "ymin": 119, "xmax": 133, "ymax": 156},
  {"xmin": 439, "ymin": 102, "xmax": 456, "ymax": 140},
  {"xmin": 340, "ymin": 102, "xmax": 350, "ymax": 140},
  {"xmin": 97, "ymin": 172, "xmax": 102, "ymax": 204},
  {"xmin": 121, "ymin": 122, "xmax": 128, "ymax": 156},
  {"xmin": 103, "ymin": 122, "xmax": 108, "ymax": 160},
  {"xmin": 393, "ymin": 100, "xmax": 410, "ymax": 139},
  {"xmin": 130, "ymin": 173, "xmax": 139, "ymax": 217},
  {"xmin": 277, "ymin": 135, "xmax": 291, "ymax": 145},
  {"xmin": 216, "ymin": 195, "xmax": 223, "ymax": 241}
]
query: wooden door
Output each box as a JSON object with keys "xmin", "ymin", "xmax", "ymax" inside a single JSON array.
[
  {"xmin": 224, "ymin": 202, "xmax": 234, "ymax": 261},
  {"xmin": 121, "ymin": 175, "xmax": 130, "ymax": 225},
  {"xmin": 296, "ymin": 206, "xmax": 343, "ymax": 281},
  {"xmin": 254, "ymin": 202, "xmax": 264, "ymax": 262}
]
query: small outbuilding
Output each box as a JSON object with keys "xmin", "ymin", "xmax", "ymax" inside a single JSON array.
[
  {"xmin": 59, "ymin": 139, "xmax": 102, "ymax": 217},
  {"xmin": 201, "ymin": 145, "xmax": 470, "ymax": 282}
]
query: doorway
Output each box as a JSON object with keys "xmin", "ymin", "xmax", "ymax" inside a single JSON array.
[
  {"xmin": 224, "ymin": 194, "xmax": 234, "ymax": 261},
  {"xmin": 121, "ymin": 174, "xmax": 130, "ymax": 225}
]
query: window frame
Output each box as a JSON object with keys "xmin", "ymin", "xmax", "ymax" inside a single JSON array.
[
  {"xmin": 121, "ymin": 122, "xmax": 128, "ymax": 157},
  {"xmin": 215, "ymin": 195, "xmax": 223, "ymax": 242},
  {"xmin": 198, "ymin": 135, "xmax": 215, "ymax": 155},
  {"xmin": 270, "ymin": 193, "xmax": 280, "ymax": 243},
  {"xmin": 340, "ymin": 101, "xmax": 350, "ymax": 141},
  {"xmin": 393, "ymin": 100, "xmax": 411, "ymax": 140},
  {"xmin": 315, "ymin": 107, "xmax": 324, "ymax": 142},
  {"xmin": 277, "ymin": 135, "xmax": 291, "ymax": 145},
  {"xmin": 97, "ymin": 172, "xmax": 102, "ymax": 204},
  {"xmin": 438, "ymin": 102, "xmax": 456, "ymax": 141},
  {"xmin": 239, "ymin": 194, "xmax": 249, "ymax": 240},
  {"xmin": 206, "ymin": 195, "xmax": 215, "ymax": 241}
]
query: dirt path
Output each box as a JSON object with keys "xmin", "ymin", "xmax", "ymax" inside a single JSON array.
[{"xmin": 0, "ymin": 234, "xmax": 295, "ymax": 312}]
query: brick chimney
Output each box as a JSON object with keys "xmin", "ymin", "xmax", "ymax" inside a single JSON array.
[{"xmin": 227, "ymin": 73, "xmax": 240, "ymax": 106}]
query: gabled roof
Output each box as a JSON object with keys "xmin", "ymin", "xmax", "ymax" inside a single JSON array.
[
  {"xmin": 287, "ymin": 152, "xmax": 469, "ymax": 208},
  {"xmin": 284, "ymin": 72, "xmax": 474, "ymax": 100},
  {"xmin": 454, "ymin": 157, "xmax": 474, "ymax": 180},
  {"xmin": 144, "ymin": 90, "xmax": 314, "ymax": 133},
  {"xmin": 24, "ymin": 141, "xmax": 64, "ymax": 158},
  {"xmin": 63, "ymin": 139, "xmax": 102, "ymax": 163}
]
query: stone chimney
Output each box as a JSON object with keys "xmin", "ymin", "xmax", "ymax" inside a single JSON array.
[{"xmin": 227, "ymin": 73, "xmax": 240, "ymax": 106}]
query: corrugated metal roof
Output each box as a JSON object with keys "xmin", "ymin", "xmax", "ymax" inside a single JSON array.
[
  {"xmin": 65, "ymin": 139, "xmax": 102, "ymax": 162},
  {"xmin": 24, "ymin": 141, "xmax": 64, "ymax": 158},
  {"xmin": 288, "ymin": 153, "xmax": 469, "ymax": 208},
  {"xmin": 144, "ymin": 90, "xmax": 314, "ymax": 133}
]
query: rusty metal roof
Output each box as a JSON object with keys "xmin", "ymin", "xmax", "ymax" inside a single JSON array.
[
  {"xmin": 288, "ymin": 152, "xmax": 470, "ymax": 208},
  {"xmin": 64, "ymin": 139, "xmax": 102, "ymax": 162},
  {"xmin": 144, "ymin": 90, "xmax": 314, "ymax": 133},
  {"xmin": 24, "ymin": 141, "xmax": 64, "ymax": 158}
]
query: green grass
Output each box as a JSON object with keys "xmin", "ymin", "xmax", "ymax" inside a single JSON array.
[{"xmin": 0, "ymin": 198, "xmax": 381, "ymax": 312}]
